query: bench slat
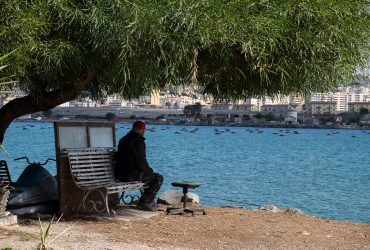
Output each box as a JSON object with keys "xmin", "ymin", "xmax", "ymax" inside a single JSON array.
[
  {"xmin": 78, "ymin": 176, "xmax": 112, "ymax": 183},
  {"xmin": 108, "ymin": 183, "xmax": 145, "ymax": 189},
  {"xmin": 74, "ymin": 171, "xmax": 113, "ymax": 176},
  {"xmin": 69, "ymin": 154, "xmax": 112, "ymax": 159},
  {"xmin": 69, "ymin": 157, "xmax": 112, "ymax": 163},
  {"xmin": 70, "ymin": 161, "xmax": 112, "ymax": 166},
  {"xmin": 68, "ymin": 151, "xmax": 114, "ymax": 156},
  {"xmin": 71, "ymin": 169, "xmax": 113, "ymax": 175},
  {"xmin": 69, "ymin": 157, "xmax": 112, "ymax": 161},
  {"xmin": 79, "ymin": 180, "xmax": 114, "ymax": 185},
  {"xmin": 70, "ymin": 157, "xmax": 112, "ymax": 161},
  {"xmin": 72, "ymin": 162, "xmax": 112, "ymax": 169},
  {"xmin": 70, "ymin": 166, "xmax": 112, "ymax": 170},
  {"xmin": 72, "ymin": 168, "xmax": 111, "ymax": 173},
  {"xmin": 69, "ymin": 157, "xmax": 112, "ymax": 162},
  {"xmin": 71, "ymin": 163, "xmax": 112, "ymax": 167},
  {"xmin": 81, "ymin": 185, "xmax": 142, "ymax": 191}
]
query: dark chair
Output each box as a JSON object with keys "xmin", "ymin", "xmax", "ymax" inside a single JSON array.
[{"xmin": 166, "ymin": 181, "xmax": 206, "ymax": 216}]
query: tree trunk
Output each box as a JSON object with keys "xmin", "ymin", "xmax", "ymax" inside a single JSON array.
[{"xmin": 0, "ymin": 68, "xmax": 93, "ymax": 144}]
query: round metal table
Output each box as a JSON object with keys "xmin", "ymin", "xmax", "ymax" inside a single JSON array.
[{"xmin": 166, "ymin": 182, "xmax": 206, "ymax": 216}]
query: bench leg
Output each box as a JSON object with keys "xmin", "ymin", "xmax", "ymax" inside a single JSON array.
[
  {"xmin": 77, "ymin": 190, "xmax": 90, "ymax": 213},
  {"xmin": 111, "ymin": 192, "xmax": 126, "ymax": 206},
  {"xmin": 104, "ymin": 191, "xmax": 110, "ymax": 215},
  {"xmin": 78, "ymin": 189, "xmax": 109, "ymax": 214}
]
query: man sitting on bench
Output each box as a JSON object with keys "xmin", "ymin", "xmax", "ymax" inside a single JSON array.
[{"xmin": 115, "ymin": 121, "xmax": 163, "ymax": 212}]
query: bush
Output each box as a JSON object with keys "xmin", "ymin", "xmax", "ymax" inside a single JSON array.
[
  {"xmin": 43, "ymin": 110, "xmax": 53, "ymax": 118},
  {"xmin": 75, "ymin": 114, "xmax": 95, "ymax": 119},
  {"xmin": 156, "ymin": 115, "xmax": 165, "ymax": 120},
  {"xmin": 105, "ymin": 112, "xmax": 116, "ymax": 120},
  {"xmin": 254, "ymin": 113, "xmax": 263, "ymax": 119},
  {"xmin": 264, "ymin": 113, "xmax": 276, "ymax": 122},
  {"xmin": 360, "ymin": 108, "xmax": 369, "ymax": 115}
]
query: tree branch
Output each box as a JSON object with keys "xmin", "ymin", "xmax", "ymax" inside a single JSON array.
[{"xmin": 0, "ymin": 68, "xmax": 93, "ymax": 143}]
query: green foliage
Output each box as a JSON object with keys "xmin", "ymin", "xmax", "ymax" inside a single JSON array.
[
  {"xmin": 0, "ymin": 143, "xmax": 8, "ymax": 155},
  {"xmin": 359, "ymin": 108, "xmax": 369, "ymax": 115},
  {"xmin": 38, "ymin": 214, "xmax": 70, "ymax": 250},
  {"xmin": 39, "ymin": 216, "xmax": 52, "ymax": 249},
  {"xmin": 264, "ymin": 113, "xmax": 276, "ymax": 122},
  {"xmin": 317, "ymin": 115, "xmax": 336, "ymax": 124},
  {"xmin": 183, "ymin": 103, "xmax": 202, "ymax": 117},
  {"xmin": 42, "ymin": 110, "xmax": 53, "ymax": 118},
  {"xmin": 183, "ymin": 105, "xmax": 192, "ymax": 116},
  {"xmin": 0, "ymin": 50, "xmax": 17, "ymax": 147},
  {"xmin": 105, "ymin": 112, "xmax": 116, "ymax": 120},
  {"xmin": 1, "ymin": 248, "xmax": 13, "ymax": 250},
  {"xmin": 0, "ymin": 0, "xmax": 369, "ymax": 102},
  {"xmin": 255, "ymin": 113, "xmax": 263, "ymax": 119},
  {"xmin": 348, "ymin": 115, "xmax": 361, "ymax": 124},
  {"xmin": 0, "ymin": 51, "xmax": 17, "ymax": 93},
  {"xmin": 338, "ymin": 112, "xmax": 361, "ymax": 124},
  {"xmin": 193, "ymin": 103, "xmax": 202, "ymax": 116},
  {"xmin": 156, "ymin": 115, "xmax": 165, "ymax": 120},
  {"xmin": 74, "ymin": 114, "xmax": 95, "ymax": 119}
]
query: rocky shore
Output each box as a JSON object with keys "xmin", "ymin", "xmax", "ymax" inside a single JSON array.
[{"xmin": 14, "ymin": 116, "xmax": 370, "ymax": 131}]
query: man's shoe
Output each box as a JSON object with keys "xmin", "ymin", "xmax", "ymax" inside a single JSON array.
[{"xmin": 137, "ymin": 201, "xmax": 159, "ymax": 212}]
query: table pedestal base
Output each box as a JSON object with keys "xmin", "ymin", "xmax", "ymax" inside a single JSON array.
[{"xmin": 166, "ymin": 207, "xmax": 206, "ymax": 217}]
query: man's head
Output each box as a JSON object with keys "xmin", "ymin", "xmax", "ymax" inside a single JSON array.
[{"xmin": 132, "ymin": 121, "xmax": 146, "ymax": 136}]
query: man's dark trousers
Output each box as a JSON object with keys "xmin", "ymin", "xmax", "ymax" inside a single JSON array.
[{"xmin": 139, "ymin": 173, "xmax": 163, "ymax": 204}]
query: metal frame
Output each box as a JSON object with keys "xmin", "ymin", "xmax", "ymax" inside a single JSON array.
[{"xmin": 77, "ymin": 183, "xmax": 146, "ymax": 214}]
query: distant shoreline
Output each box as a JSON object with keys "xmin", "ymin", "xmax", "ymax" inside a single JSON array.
[{"xmin": 14, "ymin": 117, "xmax": 369, "ymax": 131}]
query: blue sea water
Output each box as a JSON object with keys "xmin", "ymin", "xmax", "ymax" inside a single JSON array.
[{"xmin": 2, "ymin": 122, "xmax": 369, "ymax": 223}]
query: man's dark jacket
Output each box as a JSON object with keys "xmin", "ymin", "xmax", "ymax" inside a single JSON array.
[{"xmin": 115, "ymin": 130, "xmax": 153, "ymax": 181}]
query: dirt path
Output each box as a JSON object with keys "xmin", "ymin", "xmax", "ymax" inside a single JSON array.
[{"xmin": 1, "ymin": 206, "xmax": 369, "ymax": 250}]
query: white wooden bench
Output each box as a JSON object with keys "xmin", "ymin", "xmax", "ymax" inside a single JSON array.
[{"xmin": 66, "ymin": 148, "xmax": 146, "ymax": 214}]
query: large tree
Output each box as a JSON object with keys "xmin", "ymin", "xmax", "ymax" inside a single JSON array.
[{"xmin": 0, "ymin": 0, "xmax": 369, "ymax": 143}]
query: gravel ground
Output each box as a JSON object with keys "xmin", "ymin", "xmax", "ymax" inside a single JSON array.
[{"xmin": 0, "ymin": 205, "xmax": 369, "ymax": 250}]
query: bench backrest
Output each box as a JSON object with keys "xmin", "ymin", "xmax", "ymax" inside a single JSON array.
[
  {"xmin": 67, "ymin": 148, "xmax": 116, "ymax": 189},
  {"xmin": 0, "ymin": 160, "xmax": 12, "ymax": 186}
]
